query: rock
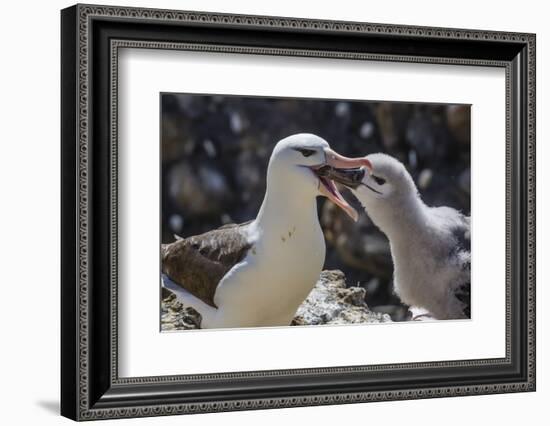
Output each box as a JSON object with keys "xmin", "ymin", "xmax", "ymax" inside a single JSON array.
[
  {"xmin": 320, "ymin": 202, "xmax": 392, "ymax": 279},
  {"xmin": 334, "ymin": 102, "xmax": 350, "ymax": 118},
  {"xmin": 167, "ymin": 162, "xmax": 233, "ymax": 217},
  {"xmin": 446, "ymin": 104, "xmax": 471, "ymax": 145},
  {"xmin": 406, "ymin": 111, "xmax": 437, "ymax": 159},
  {"xmin": 160, "ymin": 270, "xmax": 391, "ymax": 330},
  {"xmin": 408, "ymin": 149, "xmax": 418, "ymax": 170},
  {"xmin": 292, "ymin": 270, "xmax": 392, "ymax": 325},
  {"xmin": 202, "ymin": 139, "xmax": 217, "ymax": 158},
  {"xmin": 161, "ymin": 286, "xmax": 174, "ymax": 300},
  {"xmin": 168, "ymin": 214, "xmax": 184, "ymax": 235},
  {"xmin": 375, "ymin": 103, "xmax": 410, "ymax": 151},
  {"xmin": 234, "ymin": 150, "xmax": 263, "ymax": 205},
  {"xmin": 161, "ymin": 292, "xmax": 202, "ymax": 330},
  {"xmin": 229, "ymin": 112, "xmax": 246, "ymax": 134},
  {"xmin": 359, "ymin": 121, "xmax": 375, "ymax": 139},
  {"xmin": 417, "ymin": 168, "xmax": 433, "ymax": 190},
  {"xmin": 459, "ymin": 167, "xmax": 471, "ymax": 195},
  {"xmin": 161, "ymin": 120, "xmax": 192, "ymax": 163}
]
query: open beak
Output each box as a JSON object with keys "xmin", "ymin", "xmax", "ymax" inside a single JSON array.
[
  {"xmin": 319, "ymin": 166, "xmax": 366, "ymax": 189},
  {"xmin": 311, "ymin": 149, "xmax": 373, "ymax": 222}
]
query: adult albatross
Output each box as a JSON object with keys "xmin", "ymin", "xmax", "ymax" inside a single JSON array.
[
  {"xmin": 161, "ymin": 133, "xmax": 371, "ymax": 329},
  {"xmin": 328, "ymin": 153, "xmax": 471, "ymax": 320}
]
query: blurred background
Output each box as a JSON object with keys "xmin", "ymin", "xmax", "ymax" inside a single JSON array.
[{"xmin": 161, "ymin": 94, "xmax": 470, "ymax": 321}]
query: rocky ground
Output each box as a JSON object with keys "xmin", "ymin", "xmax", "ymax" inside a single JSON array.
[
  {"xmin": 291, "ymin": 270, "xmax": 392, "ymax": 326},
  {"xmin": 161, "ymin": 294, "xmax": 202, "ymax": 331},
  {"xmin": 161, "ymin": 270, "xmax": 392, "ymax": 331}
]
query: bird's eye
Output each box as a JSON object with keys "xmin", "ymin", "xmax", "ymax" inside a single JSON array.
[
  {"xmin": 294, "ymin": 148, "xmax": 316, "ymax": 157},
  {"xmin": 372, "ymin": 176, "xmax": 386, "ymax": 186}
]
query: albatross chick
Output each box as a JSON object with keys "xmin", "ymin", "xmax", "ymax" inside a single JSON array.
[{"xmin": 330, "ymin": 153, "xmax": 470, "ymax": 320}]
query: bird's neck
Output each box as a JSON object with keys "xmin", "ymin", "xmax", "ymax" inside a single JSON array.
[
  {"xmin": 254, "ymin": 189, "xmax": 321, "ymax": 239},
  {"xmin": 371, "ymin": 195, "xmax": 429, "ymax": 244}
]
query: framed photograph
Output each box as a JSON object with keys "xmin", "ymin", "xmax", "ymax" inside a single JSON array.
[{"xmin": 61, "ymin": 4, "xmax": 536, "ymax": 421}]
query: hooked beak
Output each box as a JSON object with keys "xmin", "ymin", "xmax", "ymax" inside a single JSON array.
[
  {"xmin": 324, "ymin": 149, "xmax": 373, "ymax": 172},
  {"xmin": 311, "ymin": 149, "xmax": 373, "ymax": 221},
  {"xmin": 318, "ymin": 166, "xmax": 366, "ymax": 189}
]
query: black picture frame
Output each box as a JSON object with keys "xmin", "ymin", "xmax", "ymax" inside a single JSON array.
[{"xmin": 61, "ymin": 4, "xmax": 536, "ymax": 421}]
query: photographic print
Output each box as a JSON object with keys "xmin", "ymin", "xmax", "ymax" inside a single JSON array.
[{"xmin": 160, "ymin": 94, "xmax": 471, "ymax": 331}]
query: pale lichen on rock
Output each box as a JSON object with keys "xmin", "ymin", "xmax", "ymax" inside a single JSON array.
[{"xmin": 291, "ymin": 270, "xmax": 392, "ymax": 326}]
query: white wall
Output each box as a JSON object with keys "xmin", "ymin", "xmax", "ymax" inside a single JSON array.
[{"xmin": 0, "ymin": 0, "xmax": 546, "ymax": 425}]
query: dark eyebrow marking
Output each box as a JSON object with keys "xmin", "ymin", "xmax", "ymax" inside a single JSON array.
[{"xmin": 293, "ymin": 148, "xmax": 316, "ymax": 157}]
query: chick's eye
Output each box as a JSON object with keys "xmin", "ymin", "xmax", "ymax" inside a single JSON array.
[
  {"xmin": 295, "ymin": 148, "xmax": 316, "ymax": 157},
  {"xmin": 372, "ymin": 176, "xmax": 386, "ymax": 186}
]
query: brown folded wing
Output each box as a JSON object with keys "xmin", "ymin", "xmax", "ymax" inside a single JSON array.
[{"xmin": 161, "ymin": 222, "xmax": 253, "ymax": 308}]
